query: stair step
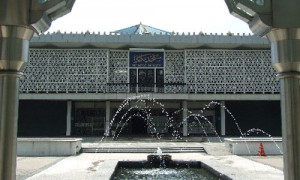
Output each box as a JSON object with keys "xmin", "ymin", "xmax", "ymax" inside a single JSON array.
[{"xmin": 81, "ymin": 147, "xmax": 206, "ymax": 153}]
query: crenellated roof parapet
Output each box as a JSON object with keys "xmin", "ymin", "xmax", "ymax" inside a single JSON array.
[{"xmin": 30, "ymin": 31, "xmax": 270, "ymax": 49}]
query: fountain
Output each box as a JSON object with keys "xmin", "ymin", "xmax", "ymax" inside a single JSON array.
[
  {"xmin": 111, "ymin": 146, "xmax": 229, "ymax": 179},
  {"xmin": 105, "ymin": 95, "xmax": 181, "ymax": 141},
  {"xmin": 112, "ymin": 162, "xmax": 224, "ymax": 180},
  {"xmin": 95, "ymin": 96, "xmax": 283, "ymax": 150},
  {"xmin": 81, "ymin": 97, "xmax": 232, "ymax": 179},
  {"xmin": 147, "ymin": 147, "xmax": 172, "ymax": 168},
  {"xmin": 111, "ymin": 161, "xmax": 226, "ymax": 180},
  {"xmin": 82, "ymin": 97, "xmax": 282, "ymax": 179},
  {"xmin": 17, "ymin": 96, "xmax": 283, "ymax": 179},
  {"xmin": 105, "ymin": 96, "xmax": 227, "ymax": 142}
]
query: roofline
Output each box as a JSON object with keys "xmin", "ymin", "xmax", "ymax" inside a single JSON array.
[{"xmin": 30, "ymin": 32, "xmax": 270, "ymax": 49}]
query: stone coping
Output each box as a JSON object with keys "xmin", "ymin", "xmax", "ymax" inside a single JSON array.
[
  {"xmin": 17, "ymin": 138, "xmax": 83, "ymax": 142},
  {"xmin": 224, "ymin": 137, "xmax": 282, "ymax": 142}
]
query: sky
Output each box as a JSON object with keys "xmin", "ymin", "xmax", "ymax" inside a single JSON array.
[{"xmin": 47, "ymin": 0, "xmax": 252, "ymax": 34}]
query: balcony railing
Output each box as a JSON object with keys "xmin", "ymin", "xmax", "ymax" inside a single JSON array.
[
  {"xmin": 106, "ymin": 83, "xmax": 188, "ymax": 93},
  {"xmin": 19, "ymin": 82, "xmax": 280, "ymax": 94}
]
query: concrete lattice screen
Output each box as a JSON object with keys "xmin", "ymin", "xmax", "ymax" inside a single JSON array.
[{"xmin": 21, "ymin": 49, "xmax": 279, "ymax": 94}]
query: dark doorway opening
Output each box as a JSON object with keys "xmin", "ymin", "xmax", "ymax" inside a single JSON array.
[
  {"xmin": 130, "ymin": 109, "xmax": 148, "ymax": 134},
  {"xmin": 112, "ymin": 108, "xmax": 148, "ymax": 136},
  {"xmin": 131, "ymin": 115, "xmax": 148, "ymax": 134},
  {"xmin": 138, "ymin": 69, "xmax": 154, "ymax": 92},
  {"xmin": 130, "ymin": 68, "xmax": 164, "ymax": 93}
]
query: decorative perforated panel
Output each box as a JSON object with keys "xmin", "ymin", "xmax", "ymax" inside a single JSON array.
[
  {"xmin": 108, "ymin": 50, "xmax": 129, "ymax": 93},
  {"xmin": 21, "ymin": 48, "xmax": 279, "ymax": 94},
  {"xmin": 185, "ymin": 50, "xmax": 279, "ymax": 94},
  {"xmin": 164, "ymin": 50, "xmax": 185, "ymax": 93},
  {"xmin": 20, "ymin": 49, "xmax": 108, "ymax": 93}
]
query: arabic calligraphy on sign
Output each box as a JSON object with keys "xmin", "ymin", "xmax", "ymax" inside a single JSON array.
[
  {"xmin": 129, "ymin": 52, "xmax": 164, "ymax": 67},
  {"xmin": 133, "ymin": 54, "xmax": 161, "ymax": 63}
]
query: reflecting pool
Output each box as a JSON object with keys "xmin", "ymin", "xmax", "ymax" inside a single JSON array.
[
  {"xmin": 111, "ymin": 161, "xmax": 228, "ymax": 180},
  {"xmin": 113, "ymin": 167, "xmax": 218, "ymax": 180}
]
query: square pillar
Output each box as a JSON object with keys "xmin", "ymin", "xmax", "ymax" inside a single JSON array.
[
  {"xmin": 182, "ymin": 101, "xmax": 188, "ymax": 136},
  {"xmin": 66, "ymin": 101, "xmax": 72, "ymax": 136},
  {"xmin": 220, "ymin": 101, "xmax": 226, "ymax": 136},
  {"xmin": 105, "ymin": 101, "xmax": 111, "ymax": 136}
]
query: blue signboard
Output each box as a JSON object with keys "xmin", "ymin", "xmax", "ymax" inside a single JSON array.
[{"xmin": 129, "ymin": 52, "xmax": 164, "ymax": 67}]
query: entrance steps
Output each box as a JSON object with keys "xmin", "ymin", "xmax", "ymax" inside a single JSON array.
[{"xmin": 82, "ymin": 146, "xmax": 206, "ymax": 153}]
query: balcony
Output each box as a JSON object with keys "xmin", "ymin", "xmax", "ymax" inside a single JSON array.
[{"xmin": 20, "ymin": 82, "xmax": 279, "ymax": 94}]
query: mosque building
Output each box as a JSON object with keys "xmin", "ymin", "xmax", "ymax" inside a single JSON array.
[{"xmin": 18, "ymin": 23, "xmax": 281, "ymax": 137}]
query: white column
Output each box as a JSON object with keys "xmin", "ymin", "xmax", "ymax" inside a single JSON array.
[
  {"xmin": 66, "ymin": 101, "xmax": 72, "ymax": 136},
  {"xmin": 105, "ymin": 101, "xmax": 111, "ymax": 136},
  {"xmin": 182, "ymin": 101, "xmax": 188, "ymax": 136},
  {"xmin": 220, "ymin": 101, "xmax": 226, "ymax": 136}
]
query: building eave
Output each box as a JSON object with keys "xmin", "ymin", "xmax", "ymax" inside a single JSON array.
[{"xmin": 30, "ymin": 32, "xmax": 270, "ymax": 49}]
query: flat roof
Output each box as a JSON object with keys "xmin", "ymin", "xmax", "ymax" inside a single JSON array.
[{"xmin": 30, "ymin": 32, "xmax": 270, "ymax": 50}]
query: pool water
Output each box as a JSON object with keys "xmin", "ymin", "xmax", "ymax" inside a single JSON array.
[{"xmin": 112, "ymin": 167, "xmax": 219, "ymax": 180}]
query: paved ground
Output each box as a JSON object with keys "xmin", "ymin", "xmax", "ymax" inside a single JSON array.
[
  {"xmin": 16, "ymin": 137, "xmax": 284, "ymax": 180},
  {"xmin": 17, "ymin": 157, "xmax": 64, "ymax": 180}
]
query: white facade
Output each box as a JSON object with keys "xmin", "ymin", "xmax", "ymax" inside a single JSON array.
[{"xmin": 17, "ymin": 32, "xmax": 281, "ymax": 137}]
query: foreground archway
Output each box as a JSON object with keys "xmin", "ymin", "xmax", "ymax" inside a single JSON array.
[
  {"xmin": 225, "ymin": 0, "xmax": 300, "ymax": 179},
  {"xmin": 0, "ymin": 1, "xmax": 76, "ymax": 179}
]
